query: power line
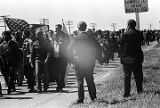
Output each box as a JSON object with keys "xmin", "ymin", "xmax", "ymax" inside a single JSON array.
[
  {"xmin": 90, "ymin": 23, "xmax": 97, "ymax": 30},
  {"xmin": 39, "ymin": 18, "xmax": 49, "ymax": 25},
  {"xmin": 149, "ymin": 23, "xmax": 153, "ymax": 30},
  {"xmin": 111, "ymin": 23, "xmax": 116, "ymax": 31},
  {"xmin": 66, "ymin": 20, "xmax": 73, "ymax": 34},
  {"xmin": 0, "ymin": 15, "xmax": 10, "ymax": 31}
]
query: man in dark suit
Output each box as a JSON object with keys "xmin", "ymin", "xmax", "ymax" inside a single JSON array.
[
  {"xmin": 120, "ymin": 19, "xmax": 144, "ymax": 97},
  {"xmin": 68, "ymin": 21, "xmax": 102, "ymax": 103}
]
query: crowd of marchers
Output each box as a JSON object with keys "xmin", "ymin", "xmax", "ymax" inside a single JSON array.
[
  {"xmin": 0, "ymin": 24, "xmax": 70, "ymax": 94},
  {"xmin": 0, "ymin": 20, "xmax": 160, "ymax": 103}
]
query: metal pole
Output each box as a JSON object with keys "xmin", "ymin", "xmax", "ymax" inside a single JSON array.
[
  {"xmin": 111, "ymin": 23, "xmax": 116, "ymax": 31},
  {"xmin": 90, "ymin": 23, "xmax": 97, "ymax": 30},
  {"xmin": 149, "ymin": 24, "xmax": 152, "ymax": 30},
  {"xmin": 0, "ymin": 82, "xmax": 3, "ymax": 96},
  {"xmin": 135, "ymin": 12, "xmax": 140, "ymax": 30},
  {"xmin": 4, "ymin": 18, "xmax": 6, "ymax": 31}
]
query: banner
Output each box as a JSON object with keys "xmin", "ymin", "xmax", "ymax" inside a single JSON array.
[
  {"xmin": 5, "ymin": 17, "xmax": 29, "ymax": 34},
  {"xmin": 62, "ymin": 19, "xmax": 69, "ymax": 37}
]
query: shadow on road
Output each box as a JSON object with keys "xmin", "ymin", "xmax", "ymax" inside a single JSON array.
[{"xmin": 0, "ymin": 96, "xmax": 33, "ymax": 100}]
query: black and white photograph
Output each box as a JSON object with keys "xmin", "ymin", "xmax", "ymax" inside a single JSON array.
[{"xmin": 0, "ymin": 0, "xmax": 160, "ymax": 108}]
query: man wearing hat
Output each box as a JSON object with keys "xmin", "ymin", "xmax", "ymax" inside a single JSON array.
[
  {"xmin": 68, "ymin": 21, "xmax": 102, "ymax": 103},
  {"xmin": 120, "ymin": 19, "xmax": 144, "ymax": 97}
]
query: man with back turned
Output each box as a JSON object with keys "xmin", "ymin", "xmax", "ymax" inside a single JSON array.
[
  {"xmin": 120, "ymin": 19, "xmax": 144, "ymax": 97},
  {"xmin": 68, "ymin": 21, "xmax": 102, "ymax": 103}
]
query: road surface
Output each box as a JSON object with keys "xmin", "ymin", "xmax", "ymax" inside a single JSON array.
[{"xmin": 0, "ymin": 57, "xmax": 121, "ymax": 108}]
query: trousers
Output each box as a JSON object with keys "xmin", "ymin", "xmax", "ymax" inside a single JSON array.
[
  {"xmin": 75, "ymin": 63, "xmax": 96, "ymax": 101},
  {"xmin": 24, "ymin": 64, "xmax": 35, "ymax": 89},
  {"xmin": 53, "ymin": 57, "xmax": 67, "ymax": 90},
  {"xmin": 123, "ymin": 63, "xmax": 143, "ymax": 96},
  {"xmin": 35, "ymin": 59, "xmax": 49, "ymax": 91}
]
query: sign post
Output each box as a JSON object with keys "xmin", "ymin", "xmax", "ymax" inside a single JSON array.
[
  {"xmin": 124, "ymin": 0, "xmax": 148, "ymax": 30},
  {"xmin": 135, "ymin": 13, "xmax": 140, "ymax": 30}
]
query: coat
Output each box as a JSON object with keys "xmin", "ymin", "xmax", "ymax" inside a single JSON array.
[
  {"xmin": 68, "ymin": 31, "xmax": 102, "ymax": 67},
  {"xmin": 120, "ymin": 28, "xmax": 144, "ymax": 65}
]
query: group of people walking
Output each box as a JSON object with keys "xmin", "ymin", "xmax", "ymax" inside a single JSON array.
[
  {"xmin": 0, "ymin": 19, "xmax": 147, "ymax": 104},
  {"xmin": 0, "ymin": 23, "xmax": 70, "ymax": 94}
]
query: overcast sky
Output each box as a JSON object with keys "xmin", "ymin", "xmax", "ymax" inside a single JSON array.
[{"xmin": 0, "ymin": 0, "xmax": 159, "ymax": 33}]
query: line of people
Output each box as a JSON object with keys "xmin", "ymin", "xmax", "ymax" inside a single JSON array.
[{"xmin": 0, "ymin": 22, "xmax": 136, "ymax": 95}]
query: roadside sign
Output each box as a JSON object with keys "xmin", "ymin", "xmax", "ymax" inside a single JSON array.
[{"xmin": 124, "ymin": 0, "xmax": 148, "ymax": 13}]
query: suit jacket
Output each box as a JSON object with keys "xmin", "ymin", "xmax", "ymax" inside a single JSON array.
[
  {"xmin": 120, "ymin": 28, "xmax": 144, "ymax": 65},
  {"xmin": 68, "ymin": 31, "xmax": 102, "ymax": 67}
]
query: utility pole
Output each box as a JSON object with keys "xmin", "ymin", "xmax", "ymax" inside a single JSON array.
[
  {"xmin": 0, "ymin": 15, "xmax": 10, "ymax": 31},
  {"xmin": 39, "ymin": 18, "xmax": 49, "ymax": 25},
  {"xmin": 66, "ymin": 20, "xmax": 73, "ymax": 34},
  {"xmin": 149, "ymin": 23, "xmax": 152, "ymax": 30},
  {"xmin": 90, "ymin": 23, "xmax": 97, "ymax": 30},
  {"xmin": 111, "ymin": 23, "xmax": 116, "ymax": 31}
]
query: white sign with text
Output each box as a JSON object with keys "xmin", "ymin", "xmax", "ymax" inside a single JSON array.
[{"xmin": 124, "ymin": 0, "xmax": 148, "ymax": 13}]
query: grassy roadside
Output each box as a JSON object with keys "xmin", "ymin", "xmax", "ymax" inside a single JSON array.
[{"xmin": 69, "ymin": 42, "xmax": 160, "ymax": 108}]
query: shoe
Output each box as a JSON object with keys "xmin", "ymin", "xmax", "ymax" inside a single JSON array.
[
  {"xmin": 138, "ymin": 91, "xmax": 143, "ymax": 94},
  {"xmin": 73, "ymin": 99, "xmax": 83, "ymax": 104},
  {"xmin": 18, "ymin": 84, "xmax": 22, "ymax": 86},
  {"xmin": 7, "ymin": 90, "xmax": 11, "ymax": 94},
  {"xmin": 56, "ymin": 87, "xmax": 59, "ymax": 92},
  {"xmin": 28, "ymin": 89, "xmax": 36, "ymax": 93},
  {"xmin": 123, "ymin": 94, "xmax": 130, "ymax": 98},
  {"xmin": 57, "ymin": 89, "xmax": 63, "ymax": 93},
  {"xmin": 36, "ymin": 89, "xmax": 42, "ymax": 93},
  {"xmin": 59, "ymin": 89, "xmax": 63, "ymax": 93},
  {"xmin": 89, "ymin": 98, "xmax": 97, "ymax": 104},
  {"xmin": 56, "ymin": 87, "xmax": 63, "ymax": 92},
  {"xmin": 11, "ymin": 88, "xmax": 16, "ymax": 92},
  {"xmin": 44, "ymin": 89, "xmax": 47, "ymax": 92},
  {"xmin": 91, "ymin": 98, "xmax": 97, "ymax": 102}
]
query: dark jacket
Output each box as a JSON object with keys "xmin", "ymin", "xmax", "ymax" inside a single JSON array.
[
  {"xmin": 31, "ymin": 40, "xmax": 50, "ymax": 65},
  {"xmin": 5, "ymin": 40, "xmax": 22, "ymax": 67},
  {"xmin": 120, "ymin": 28, "xmax": 144, "ymax": 65},
  {"xmin": 68, "ymin": 31, "xmax": 102, "ymax": 66}
]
